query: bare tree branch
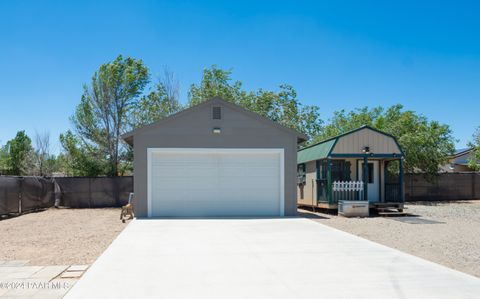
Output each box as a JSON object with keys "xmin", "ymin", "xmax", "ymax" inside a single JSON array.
[
  {"xmin": 34, "ymin": 131, "xmax": 51, "ymax": 176},
  {"xmin": 161, "ymin": 66, "xmax": 180, "ymax": 102}
]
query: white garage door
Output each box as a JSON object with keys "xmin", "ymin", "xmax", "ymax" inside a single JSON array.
[{"xmin": 148, "ymin": 148, "xmax": 284, "ymax": 217}]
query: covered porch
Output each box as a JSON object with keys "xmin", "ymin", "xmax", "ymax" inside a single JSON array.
[{"xmin": 297, "ymin": 126, "xmax": 405, "ymax": 212}]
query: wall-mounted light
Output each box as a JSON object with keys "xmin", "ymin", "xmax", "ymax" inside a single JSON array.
[
  {"xmin": 362, "ymin": 146, "xmax": 370, "ymax": 154},
  {"xmin": 212, "ymin": 127, "xmax": 221, "ymax": 134}
]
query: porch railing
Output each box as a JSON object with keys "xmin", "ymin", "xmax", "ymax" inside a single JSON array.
[
  {"xmin": 332, "ymin": 181, "xmax": 365, "ymax": 202},
  {"xmin": 385, "ymin": 183, "xmax": 402, "ymax": 202}
]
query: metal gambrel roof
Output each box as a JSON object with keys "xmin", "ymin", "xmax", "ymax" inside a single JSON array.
[
  {"xmin": 297, "ymin": 139, "xmax": 336, "ymax": 164},
  {"xmin": 297, "ymin": 125, "xmax": 404, "ymax": 163}
]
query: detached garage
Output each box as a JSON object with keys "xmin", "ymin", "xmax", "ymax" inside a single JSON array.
[{"xmin": 122, "ymin": 98, "xmax": 306, "ymax": 217}]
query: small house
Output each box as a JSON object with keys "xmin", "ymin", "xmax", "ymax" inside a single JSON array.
[{"xmin": 297, "ymin": 126, "xmax": 405, "ymax": 212}]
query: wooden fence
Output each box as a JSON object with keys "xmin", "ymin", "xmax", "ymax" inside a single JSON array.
[
  {"xmin": 405, "ymin": 173, "xmax": 480, "ymax": 201},
  {"xmin": 0, "ymin": 176, "xmax": 133, "ymax": 216},
  {"xmin": 54, "ymin": 176, "xmax": 133, "ymax": 208},
  {"xmin": 0, "ymin": 176, "xmax": 54, "ymax": 215}
]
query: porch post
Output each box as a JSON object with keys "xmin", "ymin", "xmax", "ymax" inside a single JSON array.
[
  {"xmin": 399, "ymin": 157, "xmax": 404, "ymax": 203},
  {"xmin": 363, "ymin": 156, "xmax": 368, "ymax": 201},
  {"xmin": 326, "ymin": 158, "xmax": 332, "ymax": 204},
  {"xmin": 315, "ymin": 160, "xmax": 320, "ymax": 203},
  {"xmin": 384, "ymin": 160, "xmax": 389, "ymax": 201}
]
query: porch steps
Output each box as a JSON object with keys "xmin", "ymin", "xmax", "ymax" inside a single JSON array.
[{"xmin": 375, "ymin": 206, "xmax": 407, "ymax": 217}]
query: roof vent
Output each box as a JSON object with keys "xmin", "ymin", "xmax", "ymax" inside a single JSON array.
[{"xmin": 212, "ymin": 106, "xmax": 221, "ymax": 119}]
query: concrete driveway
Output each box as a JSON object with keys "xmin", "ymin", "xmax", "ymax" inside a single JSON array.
[{"xmin": 66, "ymin": 218, "xmax": 480, "ymax": 299}]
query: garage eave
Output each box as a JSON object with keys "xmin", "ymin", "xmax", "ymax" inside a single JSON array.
[{"xmin": 122, "ymin": 134, "xmax": 134, "ymax": 146}]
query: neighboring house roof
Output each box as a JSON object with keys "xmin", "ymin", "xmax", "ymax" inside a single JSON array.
[
  {"xmin": 297, "ymin": 125, "xmax": 403, "ymax": 164},
  {"xmin": 450, "ymin": 148, "xmax": 473, "ymax": 159},
  {"xmin": 449, "ymin": 148, "xmax": 475, "ymax": 166},
  {"xmin": 454, "ymin": 148, "xmax": 471, "ymax": 155},
  {"xmin": 122, "ymin": 97, "xmax": 307, "ymax": 146}
]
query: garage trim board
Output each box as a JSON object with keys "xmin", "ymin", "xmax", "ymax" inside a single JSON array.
[{"xmin": 147, "ymin": 148, "xmax": 285, "ymax": 217}]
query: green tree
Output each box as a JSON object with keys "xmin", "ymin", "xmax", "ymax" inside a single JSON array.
[
  {"xmin": 0, "ymin": 143, "xmax": 9, "ymax": 175},
  {"xmin": 189, "ymin": 66, "xmax": 248, "ymax": 106},
  {"xmin": 314, "ymin": 105, "xmax": 455, "ymax": 177},
  {"xmin": 59, "ymin": 130, "xmax": 106, "ymax": 176},
  {"xmin": 2, "ymin": 131, "xmax": 34, "ymax": 175},
  {"xmin": 130, "ymin": 68, "xmax": 183, "ymax": 127},
  {"xmin": 71, "ymin": 55, "xmax": 150, "ymax": 176},
  {"xmin": 188, "ymin": 66, "xmax": 323, "ymax": 141},
  {"xmin": 468, "ymin": 126, "xmax": 480, "ymax": 171}
]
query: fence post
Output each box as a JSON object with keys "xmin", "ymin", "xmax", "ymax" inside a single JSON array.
[
  {"xmin": 473, "ymin": 173, "xmax": 476, "ymax": 200},
  {"xmin": 115, "ymin": 177, "xmax": 120, "ymax": 206},
  {"xmin": 88, "ymin": 178, "xmax": 92, "ymax": 208},
  {"xmin": 399, "ymin": 158, "xmax": 404, "ymax": 203},
  {"xmin": 18, "ymin": 177, "xmax": 23, "ymax": 214},
  {"xmin": 409, "ymin": 174, "xmax": 413, "ymax": 201}
]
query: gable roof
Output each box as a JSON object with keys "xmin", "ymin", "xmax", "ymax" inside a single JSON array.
[
  {"xmin": 122, "ymin": 97, "xmax": 307, "ymax": 146},
  {"xmin": 297, "ymin": 125, "xmax": 403, "ymax": 163}
]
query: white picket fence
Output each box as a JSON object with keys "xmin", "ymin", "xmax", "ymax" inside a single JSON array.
[{"xmin": 332, "ymin": 181, "xmax": 365, "ymax": 201}]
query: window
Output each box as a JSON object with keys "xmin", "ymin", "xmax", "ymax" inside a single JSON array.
[
  {"xmin": 212, "ymin": 106, "xmax": 221, "ymax": 119},
  {"xmin": 319, "ymin": 160, "xmax": 328, "ymax": 179},
  {"xmin": 298, "ymin": 164, "xmax": 306, "ymax": 199},
  {"xmin": 331, "ymin": 160, "xmax": 351, "ymax": 181},
  {"xmin": 331, "ymin": 160, "xmax": 343, "ymax": 181},
  {"xmin": 367, "ymin": 163, "xmax": 374, "ymax": 183},
  {"xmin": 297, "ymin": 164, "xmax": 306, "ymax": 185}
]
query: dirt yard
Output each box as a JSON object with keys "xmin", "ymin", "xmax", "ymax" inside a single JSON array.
[
  {"xmin": 0, "ymin": 208, "xmax": 128, "ymax": 265},
  {"xmin": 300, "ymin": 201, "xmax": 480, "ymax": 277}
]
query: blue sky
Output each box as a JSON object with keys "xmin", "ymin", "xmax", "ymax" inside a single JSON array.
[{"xmin": 1, "ymin": 0, "xmax": 479, "ymax": 153}]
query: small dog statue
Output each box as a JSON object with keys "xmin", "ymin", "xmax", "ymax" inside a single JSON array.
[{"xmin": 120, "ymin": 193, "xmax": 135, "ymax": 223}]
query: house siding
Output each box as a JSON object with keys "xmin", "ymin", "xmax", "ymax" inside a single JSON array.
[
  {"xmin": 297, "ymin": 161, "xmax": 316, "ymax": 206},
  {"xmin": 332, "ymin": 128, "xmax": 401, "ymax": 155}
]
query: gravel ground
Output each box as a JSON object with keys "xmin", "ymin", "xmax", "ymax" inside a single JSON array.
[
  {"xmin": 0, "ymin": 208, "xmax": 128, "ymax": 265},
  {"xmin": 300, "ymin": 201, "xmax": 480, "ymax": 277}
]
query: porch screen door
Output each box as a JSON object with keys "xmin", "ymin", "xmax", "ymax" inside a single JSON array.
[{"xmin": 358, "ymin": 160, "xmax": 380, "ymax": 202}]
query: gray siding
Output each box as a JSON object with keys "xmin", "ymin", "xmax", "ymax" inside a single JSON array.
[{"xmin": 130, "ymin": 100, "xmax": 299, "ymax": 217}]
